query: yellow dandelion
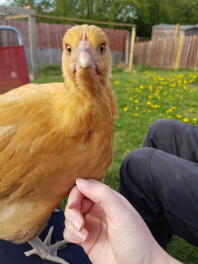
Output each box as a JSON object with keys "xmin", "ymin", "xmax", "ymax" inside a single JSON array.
[
  {"xmin": 176, "ymin": 115, "xmax": 182, "ymax": 119},
  {"xmin": 123, "ymin": 106, "xmax": 128, "ymax": 111},
  {"xmin": 178, "ymin": 74, "xmax": 184, "ymax": 79},
  {"xmin": 188, "ymin": 108, "xmax": 195, "ymax": 113},
  {"xmin": 133, "ymin": 113, "xmax": 139, "ymax": 117},
  {"xmin": 114, "ymin": 80, "xmax": 120, "ymax": 85},
  {"xmin": 183, "ymin": 117, "xmax": 189, "ymax": 123},
  {"xmin": 153, "ymin": 105, "xmax": 160, "ymax": 109}
]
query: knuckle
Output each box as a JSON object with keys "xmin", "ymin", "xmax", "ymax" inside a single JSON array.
[{"xmin": 97, "ymin": 184, "xmax": 112, "ymax": 206}]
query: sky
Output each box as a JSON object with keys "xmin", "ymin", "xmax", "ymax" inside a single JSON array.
[{"xmin": 0, "ymin": 0, "xmax": 10, "ymax": 5}]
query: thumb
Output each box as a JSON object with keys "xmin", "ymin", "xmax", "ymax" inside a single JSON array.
[{"xmin": 76, "ymin": 178, "xmax": 130, "ymax": 219}]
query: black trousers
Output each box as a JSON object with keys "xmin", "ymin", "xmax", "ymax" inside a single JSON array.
[{"xmin": 119, "ymin": 119, "xmax": 198, "ymax": 248}]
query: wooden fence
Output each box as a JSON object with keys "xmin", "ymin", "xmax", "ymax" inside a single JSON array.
[
  {"xmin": 1, "ymin": 19, "xmax": 198, "ymax": 70},
  {"xmin": 134, "ymin": 35, "xmax": 198, "ymax": 70},
  {"xmin": 4, "ymin": 20, "xmax": 129, "ymax": 51},
  {"xmin": 0, "ymin": 20, "xmax": 129, "ymax": 68}
]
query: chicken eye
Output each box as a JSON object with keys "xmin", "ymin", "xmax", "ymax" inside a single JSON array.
[
  {"xmin": 65, "ymin": 44, "xmax": 72, "ymax": 55},
  {"xmin": 98, "ymin": 43, "xmax": 106, "ymax": 54}
]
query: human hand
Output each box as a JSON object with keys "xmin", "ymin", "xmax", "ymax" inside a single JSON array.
[{"xmin": 64, "ymin": 179, "xmax": 181, "ymax": 264}]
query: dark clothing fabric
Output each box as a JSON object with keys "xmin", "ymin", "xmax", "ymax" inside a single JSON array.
[
  {"xmin": 0, "ymin": 210, "xmax": 92, "ymax": 264},
  {"xmin": 143, "ymin": 119, "xmax": 198, "ymax": 162},
  {"xmin": 120, "ymin": 119, "xmax": 198, "ymax": 249}
]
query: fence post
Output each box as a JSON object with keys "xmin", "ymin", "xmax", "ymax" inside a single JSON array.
[
  {"xmin": 175, "ymin": 23, "xmax": 180, "ymax": 37},
  {"xmin": 28, "ymin": 12, "xmax": 38, "ymax": 80},
  {"xmin": 0, "ymin": 15, "xmax": 8, "ymax": 46},
  {"xmin": 174, "ymin": 34, "xmax": 185, "ymax": 70},
  {"xmin": 125, "ymin": 33, "xmax": 130, "ymax": 65},
  {"xmin": 128, "ymin": 25, "xmax": 136, "ymax": 71}
]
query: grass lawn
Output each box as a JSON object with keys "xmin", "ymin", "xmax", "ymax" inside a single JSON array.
[{"xmin": 35, "ymin": 65, "xmax": 198, "ymax": 264}]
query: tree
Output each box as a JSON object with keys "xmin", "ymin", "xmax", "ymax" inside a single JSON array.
[
  {"xmin": 123, "ymin": 0, "xmax": 198, "ymax": 36},
  {"xmin": 9, "ymin": 0, "xmax": 198, "ymax": 36},
  {"xmin": 10, "ymin": 0, "xmax": 54, "ymax": 14}
]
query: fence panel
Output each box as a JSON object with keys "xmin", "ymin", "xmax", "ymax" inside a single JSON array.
[
  {"xmin": 134, "ymin": 35, "xmax": 198, "ymax": 70},
  {"xmin": 2, "ymin": 20, "xmax": 129, "ymax": 67}
]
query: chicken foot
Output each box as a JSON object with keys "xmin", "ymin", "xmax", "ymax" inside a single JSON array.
[{"xmin": 25, "ymin": 226, "xmax": 69, "ymax": 264}]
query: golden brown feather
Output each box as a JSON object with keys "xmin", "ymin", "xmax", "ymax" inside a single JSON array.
[{"xmin": 0, "ymin": 25, "xmax": 117, "ymax": 247}]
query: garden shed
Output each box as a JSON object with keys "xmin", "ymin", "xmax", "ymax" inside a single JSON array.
[{"xmin": 152, "ymin": 24, "xmax": 198, "ymax": 40}]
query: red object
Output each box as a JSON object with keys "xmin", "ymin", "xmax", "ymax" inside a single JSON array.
[{"xmin": 0, "ymin": 45, "xmax": 29, "ymax": 94}]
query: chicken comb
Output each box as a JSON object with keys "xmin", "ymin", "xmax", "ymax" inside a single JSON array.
[{"xmin": 82, "ymin": 29, "xmax": 87, "ymax": 41}]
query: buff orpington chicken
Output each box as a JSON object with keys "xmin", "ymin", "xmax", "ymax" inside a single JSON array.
[{"xmin": 0, "ymin": 25, "xmax": 117, "ymax": 263}]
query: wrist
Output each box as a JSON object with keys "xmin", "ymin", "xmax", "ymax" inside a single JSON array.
[{"xmin": 151, "ymin": 242, "xmax": 182, "ymax": 264}]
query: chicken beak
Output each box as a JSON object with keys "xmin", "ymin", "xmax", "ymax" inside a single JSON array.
[
  {"xmin": 78, "ymin": 50, "xmax": 92, "ymax": 68},
  {"xmin": 77, "ymin": 32, "xmax": 93, "ymax": 68}
]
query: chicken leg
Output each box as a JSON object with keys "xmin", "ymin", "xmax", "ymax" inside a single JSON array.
[{"xmin": 25, "ymin": 226, "xmax": 69, "ymax": 264}]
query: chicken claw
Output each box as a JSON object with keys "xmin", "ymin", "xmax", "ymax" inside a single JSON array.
[{"xmin": 25, "ymin": 226, "xmax": 69, "ymax": 264}]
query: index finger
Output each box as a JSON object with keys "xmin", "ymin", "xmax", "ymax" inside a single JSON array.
[
  {"xmin": 66, "ymin": 184, "xmax": 93, "ymax": 213},
  {"xmin": 66, "ymin": 185, "xmax": 84, "ymax": 210}
]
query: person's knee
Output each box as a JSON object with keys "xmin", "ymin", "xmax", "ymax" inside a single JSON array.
[
  {"xmin": 144, "ymin": 119, "xmax": 179, "ymax": 148},
  {"xmin": 119, "ymin": 147, "xmax": 157, "ymax": 217},
  {"xmin": 120, "ymin": 147, "xmax": 154, "ymax": 185},
  {"xmin": 149, "ymin": 119, "xmax": 175, "ymax": 136}
]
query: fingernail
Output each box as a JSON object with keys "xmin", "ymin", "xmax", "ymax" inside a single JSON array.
[
  {"xmin": 76, "ymin": 178, "xmax": 88, "ymax": 185},
  {"xmin": 75, "ymin": 229, "xmax": 87, "ymax": 242},
  {"xmin": 76, "ymin": 178, "xmax": 96, "ymax": 187},
  {"xmin": 67, "ymin": 199, "xmax": 77, "ymax": 209},
  {"xmin": 72, "ymin": 218, "xmax": 82, "ymax": 231},
  {"xmin": 64, "ymin": 227, "xmax": 87, "ymax": 243}
]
